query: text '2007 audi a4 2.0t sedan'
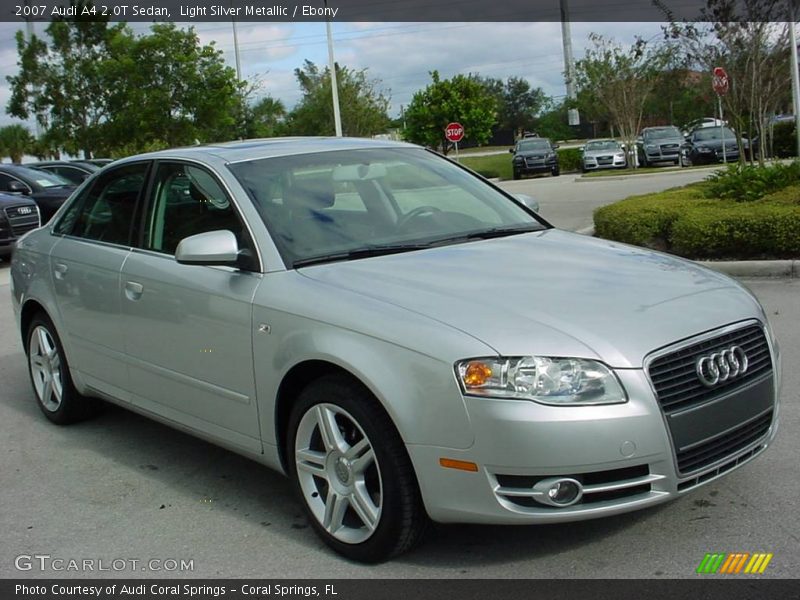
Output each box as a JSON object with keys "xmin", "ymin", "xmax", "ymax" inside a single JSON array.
[{"xmin": 10, "ymin": 138, "xmax": 780, "ymax": 562}]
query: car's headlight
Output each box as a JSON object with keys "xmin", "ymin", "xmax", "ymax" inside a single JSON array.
[
  {"xmin": 614, "ymin": 153, "xmax": 625, "ymax": 159},
  {"xmin": 455, "ymin": 356, "xmax": 627, "ymax": 405},
  {"xmin": 645, "ymin": 144, "xmax": 657, "ymax": 150}
]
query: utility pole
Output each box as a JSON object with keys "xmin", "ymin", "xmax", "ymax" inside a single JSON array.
[
  {"xmin": 560, "ymin": 0, "xmax": 579, "ymax": 128},
  {"xmin": 789, "ymin": 15, "xmax": 800, "ymax": 158},
  {"xmin": 324, "ymin": 0, "xmax": 343, "ymax": 137}
]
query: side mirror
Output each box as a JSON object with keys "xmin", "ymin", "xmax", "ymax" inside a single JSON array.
[
  {"xmin": 509, "ymin": 148, "xmax": 515, "ymax": 154},
  {"xmin": 620, "ymin": 144, "xmax": 626, "ymax": 150},
  {"xmin": 175, "ymin": 230, "xmax": 240, "ymax": 266},
  {"xmin": 514, "ymin": 193, "xmax": 539, "ymax": 213},
  {"xmin": 552, "ymin": 144, "xmax": 560, "ymax": 149},
  {"xmin": 7, "ymin": 180, "xmax": 29, "ymax": 194},
  {"xmin": 578, "ymin": 145, "xmax": 585, "ymax": 151}
]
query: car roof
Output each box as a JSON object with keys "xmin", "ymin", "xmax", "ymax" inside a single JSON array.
[
  {"xmin": 112, "ymin": 137, "xmax": 421, "ymax": 166},
  {"xmin": 28, "ymin": 160, "xmax": 98, "ymax": 170}
]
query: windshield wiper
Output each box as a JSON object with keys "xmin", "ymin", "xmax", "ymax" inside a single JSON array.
[
  {"xmin": 293, "ymin": 242, "xmax": 434, "ymax": 268},
  {"xmin": 458, "ymin": 224, "xmax": 544, "ymax": 240}
]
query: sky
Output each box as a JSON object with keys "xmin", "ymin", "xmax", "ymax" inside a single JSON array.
[{"xmin": 0, "ymin": 20, "xmax": 666, "ymax": 130}]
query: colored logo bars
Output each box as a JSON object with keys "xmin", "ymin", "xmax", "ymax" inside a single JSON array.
[{"xmin": 696, "ymin": 552, "xmax": 773, "ymax": 574}]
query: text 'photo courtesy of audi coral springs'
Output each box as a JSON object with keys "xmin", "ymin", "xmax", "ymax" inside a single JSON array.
[{"xmin": 10, "ymin": 138, "xmax": 781, "ymax": 562}]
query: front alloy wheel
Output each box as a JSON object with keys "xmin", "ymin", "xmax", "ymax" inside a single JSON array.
[
  {"xmin": 287, "ymin": 375, "xmax": 427, "ymax": 562},
  {"xmin": 294, "ymin": 403, "xmax": 382, "ymax": 544}
]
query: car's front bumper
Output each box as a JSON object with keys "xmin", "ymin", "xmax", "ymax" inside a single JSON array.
[
  {"xmin": 583, "ymin": 157, "xmax": 627, "ymax": 170},
  {"xmin": 409, "ymin": 366, "xmax": 779, "ymax": 525}
]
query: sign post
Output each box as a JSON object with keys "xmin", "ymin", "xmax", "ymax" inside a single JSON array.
[
  {"xmin": 712, "ymin": 67, "xmax": 730, "ymax": 163},
  {"xmin": 445, "ymin": 122, "xmax": 465, "ymax": 162}
]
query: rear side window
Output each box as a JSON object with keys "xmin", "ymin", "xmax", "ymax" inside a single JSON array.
[{"xmin": 56, "ymin": 162, "xmax": 149, "ymax": 245}]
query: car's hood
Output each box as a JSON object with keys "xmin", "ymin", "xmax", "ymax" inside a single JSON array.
[
  {"xmin": 298, "ymin": 230, "xmax": 763, "ymax": 368},
  {"xmin": 645, "ymin": 137, "xmax": 684, "ymax": 145},
  {"xmin": 0, "ymin": 192, "xmax": 36, "ymax": 207},
  {"xmin": 31, "ymin": 187, "xmax": 75, "ymax": 200},
  {"xmin": 515, "ymin": 150, "xmax": 553, "ymax": 157}
]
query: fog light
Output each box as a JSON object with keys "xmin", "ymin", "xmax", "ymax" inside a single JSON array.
[{"xmin": 532, "ymin": 477, "xmax": 583, "ymax": 507}]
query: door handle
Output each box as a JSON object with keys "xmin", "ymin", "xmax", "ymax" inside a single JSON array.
[
  {"xmin": 124, "ymin": 281, "xmax": 144, "ymax": 301},
  {"xmin": 53, "ymin": 263, "xmax": 68, "ymax": 280}
]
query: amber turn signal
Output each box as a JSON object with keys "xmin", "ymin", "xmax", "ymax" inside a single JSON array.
[
  {"xmin": 463, "ymin": 361, "xmax": 492, "ymax": 387},
  {"xmin": 439, "ymin": 458, "xmax": 479, "ymax": 472}
]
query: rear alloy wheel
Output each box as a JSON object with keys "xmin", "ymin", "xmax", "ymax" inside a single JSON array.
[
  {"xmin": 27, "ymin": 314, "xmax": 99, "ymax": 425},
  {"xmin": 287, "ymin": 375, "xmax": 427, "ymax": 562}
]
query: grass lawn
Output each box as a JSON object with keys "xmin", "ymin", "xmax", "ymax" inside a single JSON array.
[
  {"xmin": 459, "ymin": 153, "xmax": 513, "ymax": 180},
  {"xmin": 457, "ymin": 145, "xmax": 510, "ymax": 155}
]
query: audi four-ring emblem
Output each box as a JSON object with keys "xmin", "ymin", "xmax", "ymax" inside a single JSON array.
[{"xmin": 695, "ymin": 345, "xmax": 749, "ymax": 387}]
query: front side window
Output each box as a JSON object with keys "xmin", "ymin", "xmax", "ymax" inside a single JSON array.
[
  {"xmin": 228, "ymin": 148, "xmax": 544, "ymax": 267},
  {"xmin": 61, "ymin": 162, "xmax": 149, "ymax": 245},
  {"xmin": 143, "ymin": 162, "xmax": 250, "ymax": 258}
]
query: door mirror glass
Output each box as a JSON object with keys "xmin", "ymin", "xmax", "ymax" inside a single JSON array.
[
  {"xmin": 514, "ymin": 193, "xmax": 539, "ymax": 213},
  {"xmin": 8, "ymin": 180, "xmax": 29, "ymax": 194},
  {"xmin": 175, "ymin": 230, "xmax": 240, "ymax": 266}
]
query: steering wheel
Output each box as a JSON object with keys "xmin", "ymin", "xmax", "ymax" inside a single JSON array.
[{"xmin": 396, "ymin": 205, "xmax": 443, "ymax": 230}]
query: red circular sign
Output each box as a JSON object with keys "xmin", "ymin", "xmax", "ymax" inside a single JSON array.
[
  {"xmin": 712, "ymin": 66, "xmax": 729, "ymax": 95},
  {"xmin": 445, "ymin": 122, "xmax": 464, "ymax": 142}
]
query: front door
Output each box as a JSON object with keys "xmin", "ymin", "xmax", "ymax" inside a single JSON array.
[{"xmin": 119, "ymin": 161, "xmax": 263, "ymax": 453}]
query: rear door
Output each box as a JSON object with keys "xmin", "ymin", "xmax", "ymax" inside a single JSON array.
[
  {"xmin": 50, "ymin": 161, "xmax": 151, "ymax": 399},
  {"xmin": 119, "ymin": 161, "xmax": 263, "ymax": 453}
]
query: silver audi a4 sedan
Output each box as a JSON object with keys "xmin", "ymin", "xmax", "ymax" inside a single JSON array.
[{"xmin": 10, "ymin": 138, "xmax": 781, "ymax": 562}]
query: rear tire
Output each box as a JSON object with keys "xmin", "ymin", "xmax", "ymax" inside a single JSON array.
[
  {"xmin": 287, "ymin": 375, "xmax": 427, "ymax": 563},
  {"xmin": 26, "ymin": 314, "xmax": 101, "ymax": 425}
]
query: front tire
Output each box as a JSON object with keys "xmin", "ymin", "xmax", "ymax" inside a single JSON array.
[
  {"xmin": 512, "ymin": 168, "xmax": 521, "ymax": 180},
  {"xmin": 26, "ymin": 314, "xmax": 100, "ymax": 424},
  {"xmin": 287, "ymin": 375, "xmax": 427, "ymax": 562},
  {"xmin": 551, "ymin": 166, "xmax": 560, "ymax": 177}
]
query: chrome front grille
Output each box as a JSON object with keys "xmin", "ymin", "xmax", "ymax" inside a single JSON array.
[
  {"xmin": 4, "ymin": 205, "xmax": 41, "ymax": 237},
  {"xmin": 648, "ymin": 324, "xmax": 772, "ymax": 415}
]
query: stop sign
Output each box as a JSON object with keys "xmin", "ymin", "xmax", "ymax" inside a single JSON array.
[
  {"xmin": 445, "ymin": 122, "xmax": 464, "ymax": 143},
  {"xmin": 712, "ymin": 67, "xmax": 729, "ymax": 95}
]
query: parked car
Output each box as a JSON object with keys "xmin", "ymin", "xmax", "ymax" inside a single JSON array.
[
  {"xmin": 11, "ymin": 138, "xmax": 780, "ymax": 562},
  {"xmin": 683, "ymin": 126, "xmax": 744, "ymax": 165},
  {"xmin": 29, "ymin": 160, "xmax": 100, "ymax": 185},
  {"xmin": 77, "ymin": 158, "xmax": 114, "ymax": 167},
  {"xmin": 637, "ymin": 126, "xmax": 685, "ymax": 167},
  {"xmin": 0, "ymin": 192, "xmax": 40, "ymax": 259},
  {"xmin": 580, "ymin": 139, "xmax": 627, "ymax": 172},
  {"xmin": 0, "ymin": 165, "xmax": 77, "ymax": 222},
  {"xmin": 510, "ymin": 137, "xmax": 560, "ymax": 178},
  {"xmin": 681, "ymin": 117, "xmax": 726, "ymax": 137}
]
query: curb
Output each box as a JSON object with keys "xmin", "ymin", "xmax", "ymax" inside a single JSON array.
[
  {"xmin": 574, "ymin": 166, "xmax": 720, "ymax": 182},
  {"xmin": 574, "ymin": 226, "xmax": 799, "ymax": 278}
]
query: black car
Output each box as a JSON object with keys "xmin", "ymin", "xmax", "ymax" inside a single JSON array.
[
  {"xmin": 29, "ymin": 160, "xmax": 100, "ymax": 185},
  {"xmin": 683, "ymin": 126, "xmax": 746, "ymax": 165},
  {"xmin": 0, "ymin": 192, "xmax": 40, "ymax": 259},
  {"xmin": 510, "ymin": 138, "xmax": 560, "ymax": 179},
  {"xmin": 0, "ymin": 165, "xmax": 76, "ymax": 222},
  {"xmin": 77, "ymin": 158, "xmax": 113, "ymax": 167}
]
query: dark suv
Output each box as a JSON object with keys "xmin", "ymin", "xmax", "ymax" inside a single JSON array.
[
  {"xmin": 510, "ymin": 138, "xmax": 560, "ymax": 179},
  {"xmin": 637, "ymin": 126, "xmax": 685, "ymax": 167},
  {"xmin": 0, "ymin": 192, "xmax": 40, "ymax": 259}
]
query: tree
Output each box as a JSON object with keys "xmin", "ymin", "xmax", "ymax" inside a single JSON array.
[
  {"xmin": 285, "ymin": 60, "xmax": 390, "ymax": 137},
  {"xmin": 575, "ymin": 34, "xmax": 671, "ymax": 166},
  {"xmin": 0, "ymin": 124, "xmax": 33, "ymax": 163},
  {"xmin": 403, "ymin": 71, "xmax": 497, "ymax": 153},
  {"xmin": 6, "ymin": 1, "xmax": 127, "ymax": 158},
  {"xmin": 101, "ymin": 23, "xmax": 243, "ymax": 152},
  {"xmin": 665, "ymin": 0, "xmax": 791, "ymax": 164},
  {"xmin": 244, "ymin": 96, "xmax": 287, "ymax": 138}
]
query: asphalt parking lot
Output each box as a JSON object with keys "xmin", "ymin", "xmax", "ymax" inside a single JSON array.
[{"xmin": 0, "ymin": 270, "xmax": 797, "ymax": 578}]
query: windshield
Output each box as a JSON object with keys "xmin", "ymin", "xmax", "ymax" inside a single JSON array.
[
  {"xmin": 693, "ymin": 127, "xmax": 736, "ymax": 141},
  {"xmin": 585, "ymin": 140, "xmax": 621, "ymax": 151},
  {"xmin": 13, "ymin": 166, "xmax": 72, "ymax": 188},
  {"xmin": 645, "ymin": 127, "xmax": 682, "ymax": 140},
  {"xmin": 517, "ymin": 140, "xmax": 551, "ymax": 152},
  {"xmin": 228, "ymin": 148, "xmax": 545, "ymax": 267}
]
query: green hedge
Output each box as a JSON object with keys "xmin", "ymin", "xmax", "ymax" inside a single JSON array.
[
  {"xmin": 557, "ymin": 148, "xmax": 582, "ymax": 173},
  {"xmin": 594, "ymin": 182, "xmax": 800, "ymax": 259}
]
